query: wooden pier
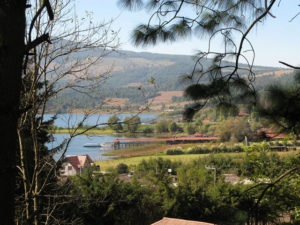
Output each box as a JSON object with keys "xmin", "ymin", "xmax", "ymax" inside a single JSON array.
[{"xmin": 113, "ymin": 136, "xmax": 218, "ymax": 149}]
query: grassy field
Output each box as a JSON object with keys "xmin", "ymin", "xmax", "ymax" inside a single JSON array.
[
  {"xmin": 95, "ymin": 152, "xmax": 247, "ymax": 171},
  {"xmin": 95, "ymin": 154, "xmax": 208, "ymax": 171},
  {"xmin": 96, "ymin": 146, "xmax": 300, "ymax": 171}
]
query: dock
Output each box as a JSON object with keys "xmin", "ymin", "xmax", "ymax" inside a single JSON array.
[{"xmin": 113, "ymin": 136, "xmax": 218, "ymax": 149}]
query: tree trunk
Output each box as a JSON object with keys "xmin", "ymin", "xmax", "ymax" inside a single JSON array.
[{"xmin": 0, "ymin": 1, "xmax": 26, "ymax": 224}]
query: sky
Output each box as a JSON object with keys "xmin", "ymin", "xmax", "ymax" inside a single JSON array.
[{"xmin": 75, "ymin": 0, "xmax": 300, "ymax": 67}]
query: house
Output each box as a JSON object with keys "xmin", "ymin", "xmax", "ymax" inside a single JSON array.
[
  {"xmin": 151, "ymin": 217, "xmax": 217, "ymax": 225},
  {"xmin": 61, "ymin": 155, "xmax": 94, "ymax": 176},
  {"xmin": 238, "ymin": 112, "xmax": 249, "ymax": 117}
]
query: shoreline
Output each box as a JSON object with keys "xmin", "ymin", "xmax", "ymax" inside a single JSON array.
[{"xmin": 44, "ymin": 109, "xmax": 163, "ymax": 115}]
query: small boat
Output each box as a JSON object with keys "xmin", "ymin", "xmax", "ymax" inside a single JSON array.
[
  {"xmin": 101, "ymin": 142, "xmax": 114, "ymax": 147},
  {"xmin": 83, "ymin": 143, "xmax": 101, "ymax": 148}
]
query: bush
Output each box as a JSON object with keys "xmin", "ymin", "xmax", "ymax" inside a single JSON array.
[
  {"xmin": 232, "ymin": 145, "xmax": 244, "ymax": 152},
  {"xmin": 143, "ymin": 127, "xmax": 154, "ymax": 133},
  {"xmin": 188, "ymin": 146, "xmax": 210, "ymax": 154},
  {"xmin": 166, "ymin": 148, "xmax": 184, "ymax": 155},
  {"xmin": 124, "ymin": 116, "xmax": 141, "ymax": 133},
  {"xmin": 155, "ymin": 120, "xmax": 169, "ymax": 133},
  {"xmin": 108, "ymin": 114, "xmax": 122, "ymax": 131},
  {"xmin": 184, "ymin": 123, "xmax": 196, "ymax": 135},
  {"xmin": 116, "ymin": 163, "xmax": 129, "ymax": 174},
  {"xmin": 168, "ymin": 121, "xmax": 179, "ymax": 133}
]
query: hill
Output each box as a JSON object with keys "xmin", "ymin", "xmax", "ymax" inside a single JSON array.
[{"xmin": 47, "ymin": 48, "xmax": 294, "ymax": 112}]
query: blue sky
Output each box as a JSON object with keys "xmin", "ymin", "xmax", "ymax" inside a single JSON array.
[{"xmin": 76, "ymin": 0, "xmax": 300, "ymax": 67}]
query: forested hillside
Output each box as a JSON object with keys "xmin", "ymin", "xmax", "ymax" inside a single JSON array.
[{"xmin": 47, "ymin": 48, "xmax": 293, "ymax": 112}]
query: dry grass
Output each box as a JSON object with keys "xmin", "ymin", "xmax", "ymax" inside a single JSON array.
[
  {"xmin": 256, "ymin": 70, "xmax": 293, "ymax": 78},
  {"xmin": 149, "ymin": 91, "xmax": 184, "ymax": 104},
  {"xmin": 103, "ymin": 98, "xmax": 129, "ymax": 107}
]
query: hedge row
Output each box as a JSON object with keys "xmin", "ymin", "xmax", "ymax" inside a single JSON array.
[{"xmin": 165, "ymin": 146, "xmax": 244, "ymax": 155}]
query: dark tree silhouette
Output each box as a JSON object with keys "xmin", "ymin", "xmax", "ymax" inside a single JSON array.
[{"xmin": 0, "ymin": 1, "xmax": 52, "ymax": 224}]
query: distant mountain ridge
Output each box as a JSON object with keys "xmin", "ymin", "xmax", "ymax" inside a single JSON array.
[
  {"xmin": 80, "ymin": 48, "xmax": 290, "ymax": 91},
  {"xmin": 48, "ymin": 47, "xmax": 294, "ymax": 111}
]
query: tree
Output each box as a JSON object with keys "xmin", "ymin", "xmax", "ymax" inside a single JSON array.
[
  {"xmin": 155, "ymin": 119, "xmax": 169, "ymax": 133},
  {"xmin": 14, "ymin": 1, "xmax": 118, "ymax": 224},
  {"xmin": 217, "ymin": 117, "xmax": 251, "ymax": 142},
  {"xmin": 257, "ymin": 72, "xmax": 300, "ymax": 135},
  {"xmin": 184, "ymin": 123, "xmax": 196, "ymax": 135},
  {"xmin": 168, "ymin": 121, "xmax": 179, "ymax": 133},
  {"xmin": 0, "ymin": 2, "xmax": 38, "ymax": 224},
  {"xmin": 118, "ymin": 0, "xmax": 300, "ymax": 119},
  {"xmin": 124, "ymin": 116, "xmax": 141, "ymax": 133},
  {"xmin": 108, "ymin": 115, "xmax": 123, "ymax": 132}
]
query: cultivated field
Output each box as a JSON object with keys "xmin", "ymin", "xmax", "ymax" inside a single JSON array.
[{"xmin": 149, "ymin": 91, "xmax": 184, "ymax": 105}]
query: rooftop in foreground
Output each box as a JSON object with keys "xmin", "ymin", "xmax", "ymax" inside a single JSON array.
[{"xmin": 151, "ymin": 217, "xmax": 217, "ymax": 225}]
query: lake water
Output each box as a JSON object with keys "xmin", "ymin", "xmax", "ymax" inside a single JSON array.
[
  {"xmin": 48, "ymin": 133, "xmax": 126, "ymax": 161},
  {"xmin": 46, "ymin": 113, "xmax": 159, "ymax": 161},
  {"xmin": 43, "ymin": 113, "xmax": 159, "ymax": 128}
]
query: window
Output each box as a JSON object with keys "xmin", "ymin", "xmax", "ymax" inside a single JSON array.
[{"xmin": 68, "ymin": 166, "xmax": 72, "ymax": 170}]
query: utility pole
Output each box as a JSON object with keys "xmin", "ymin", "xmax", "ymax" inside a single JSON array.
[{"xmin": 205, "ymin": 165, "xmax": 216, "ymax": 186}]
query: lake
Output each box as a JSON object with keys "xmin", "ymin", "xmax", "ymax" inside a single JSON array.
[
  {"xmin": 49, "ymin": 133, "xmax": 124, "ymax": 161},
  {"xmin": 43, "ymin": 113, "xmax": 159, "ymax": 128},
  {"xmin": 46, "ymin": 113, "xmax": 159, "ymax": 161}
]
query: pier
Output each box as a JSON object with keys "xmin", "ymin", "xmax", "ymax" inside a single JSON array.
[{"xmin": 113, "ymin": 136, "xmax": 218, "ymax": 149}]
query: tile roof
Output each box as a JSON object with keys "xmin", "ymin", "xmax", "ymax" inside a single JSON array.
[
  {"xmin": 65, "ymin": 155, "xmax": 94, "ymax": 172},
  {"xmin": 151, "ymin": 217, "xmax": 216, "ymax": 225}
]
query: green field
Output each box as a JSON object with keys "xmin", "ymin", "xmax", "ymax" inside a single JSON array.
[{"xmin": 95, "ymin": 152, "xmax": 245, "ymax": 171}]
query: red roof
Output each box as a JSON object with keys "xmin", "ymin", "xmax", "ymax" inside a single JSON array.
[
  {"xmin": 257, "ymin": 128, "xmax": 276, "ymax": 134},
  {"xmin": 65, "ymin": 155, "xmax": 94, "ymax": 172},
  {"xmin": 238, "ymin": 112, "xmax": 249, "ymax": 116},
  {"xmin": 194, "ymin": 132, "xmax": 203, "ymax": 137},
  {"xmin": 265, "ymin": 133, "xmax": 288, "ymax": 139},
  {"xmin": 151, "ymin": 217, "xmax": 216, "ymax": 225}
]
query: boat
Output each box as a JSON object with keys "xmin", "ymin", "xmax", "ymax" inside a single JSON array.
[
  {"xmin": 101, "ymin": 142, "xmax": 114, "ymax": 148},
  {"xmin": 83, "ymin": 143, "xmax": 101, "ymax": 148}
]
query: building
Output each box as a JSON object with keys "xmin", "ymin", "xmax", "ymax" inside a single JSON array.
[
  {"xmin": 61, "ymin": 155, "xmax": 94, "ymax": 176},
  {"xmin": 151, "ymin": 217, "xmax": 217, "ymax": 225}
]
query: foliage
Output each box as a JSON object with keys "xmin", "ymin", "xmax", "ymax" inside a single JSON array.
[
  {"xmin": 168, "ymin": 121, "xmax": 179, "ymax": 133},
  {"xmin": 166, "ymin": 148, "xmax": 184, "ymax": 155},
  {"xmin": 217, "ymin": 117, "xmax": 251, "ymax": 142},
  {"xmin": 124, "ymin": 116, "xmax": 141, "ymax": 133},
  {"xmin": 108, "ymin": 115, "xmax": 123, "ymax": 132},
  {"xmin": 142, "ymin": 126, "xmax": 154, "ymax": 133},
  {"xmin": 70, "ymin": 168, "xmax": 162, "ymax": 225},
  {"xmin": 155, "ymin": 120, "xmax": 169, "ymax": 133},
  {"xmin": 117, "ymin": 163, "xmax": 129, "ymax": 174},
  {"xmin": 184, "ymin": 123, "xmax": 196, "ymax": 135},
  {"xmin": 257, "ymin": 72, "xmax": 300, "ymax": 135}
]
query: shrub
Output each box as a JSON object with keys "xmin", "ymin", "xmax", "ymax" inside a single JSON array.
[
  {"xmin": 116, "ymin": 163, "xmax": 129, "ymax": 174},
  {"xmin": 166, "ymin": 148, "xmax": 184, "ymax": 155},
  {"xmin": 168, "ymin": 121, "xmax": 179, "ymax": 133},
  {"xmin": 184, "ymin": 123, "xmax": 196, "ymax": 135},
  {"xmin": 143, "ymin": 127, "xmax": 154, "ymax": 133},
  {"xmin": 108, "ymin": 114, "xmax": 122, "ymax": 131},
  {"xmin": 232, "ymin": 145, "xmax": 244, "ymax": 152},
  {"xmin": 155, "ymin": 120, "xmax": 169, "ymax": 133},
  {"xmin": 187, "ymin": 146, "xmax": 210, "ymax": 154}
]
